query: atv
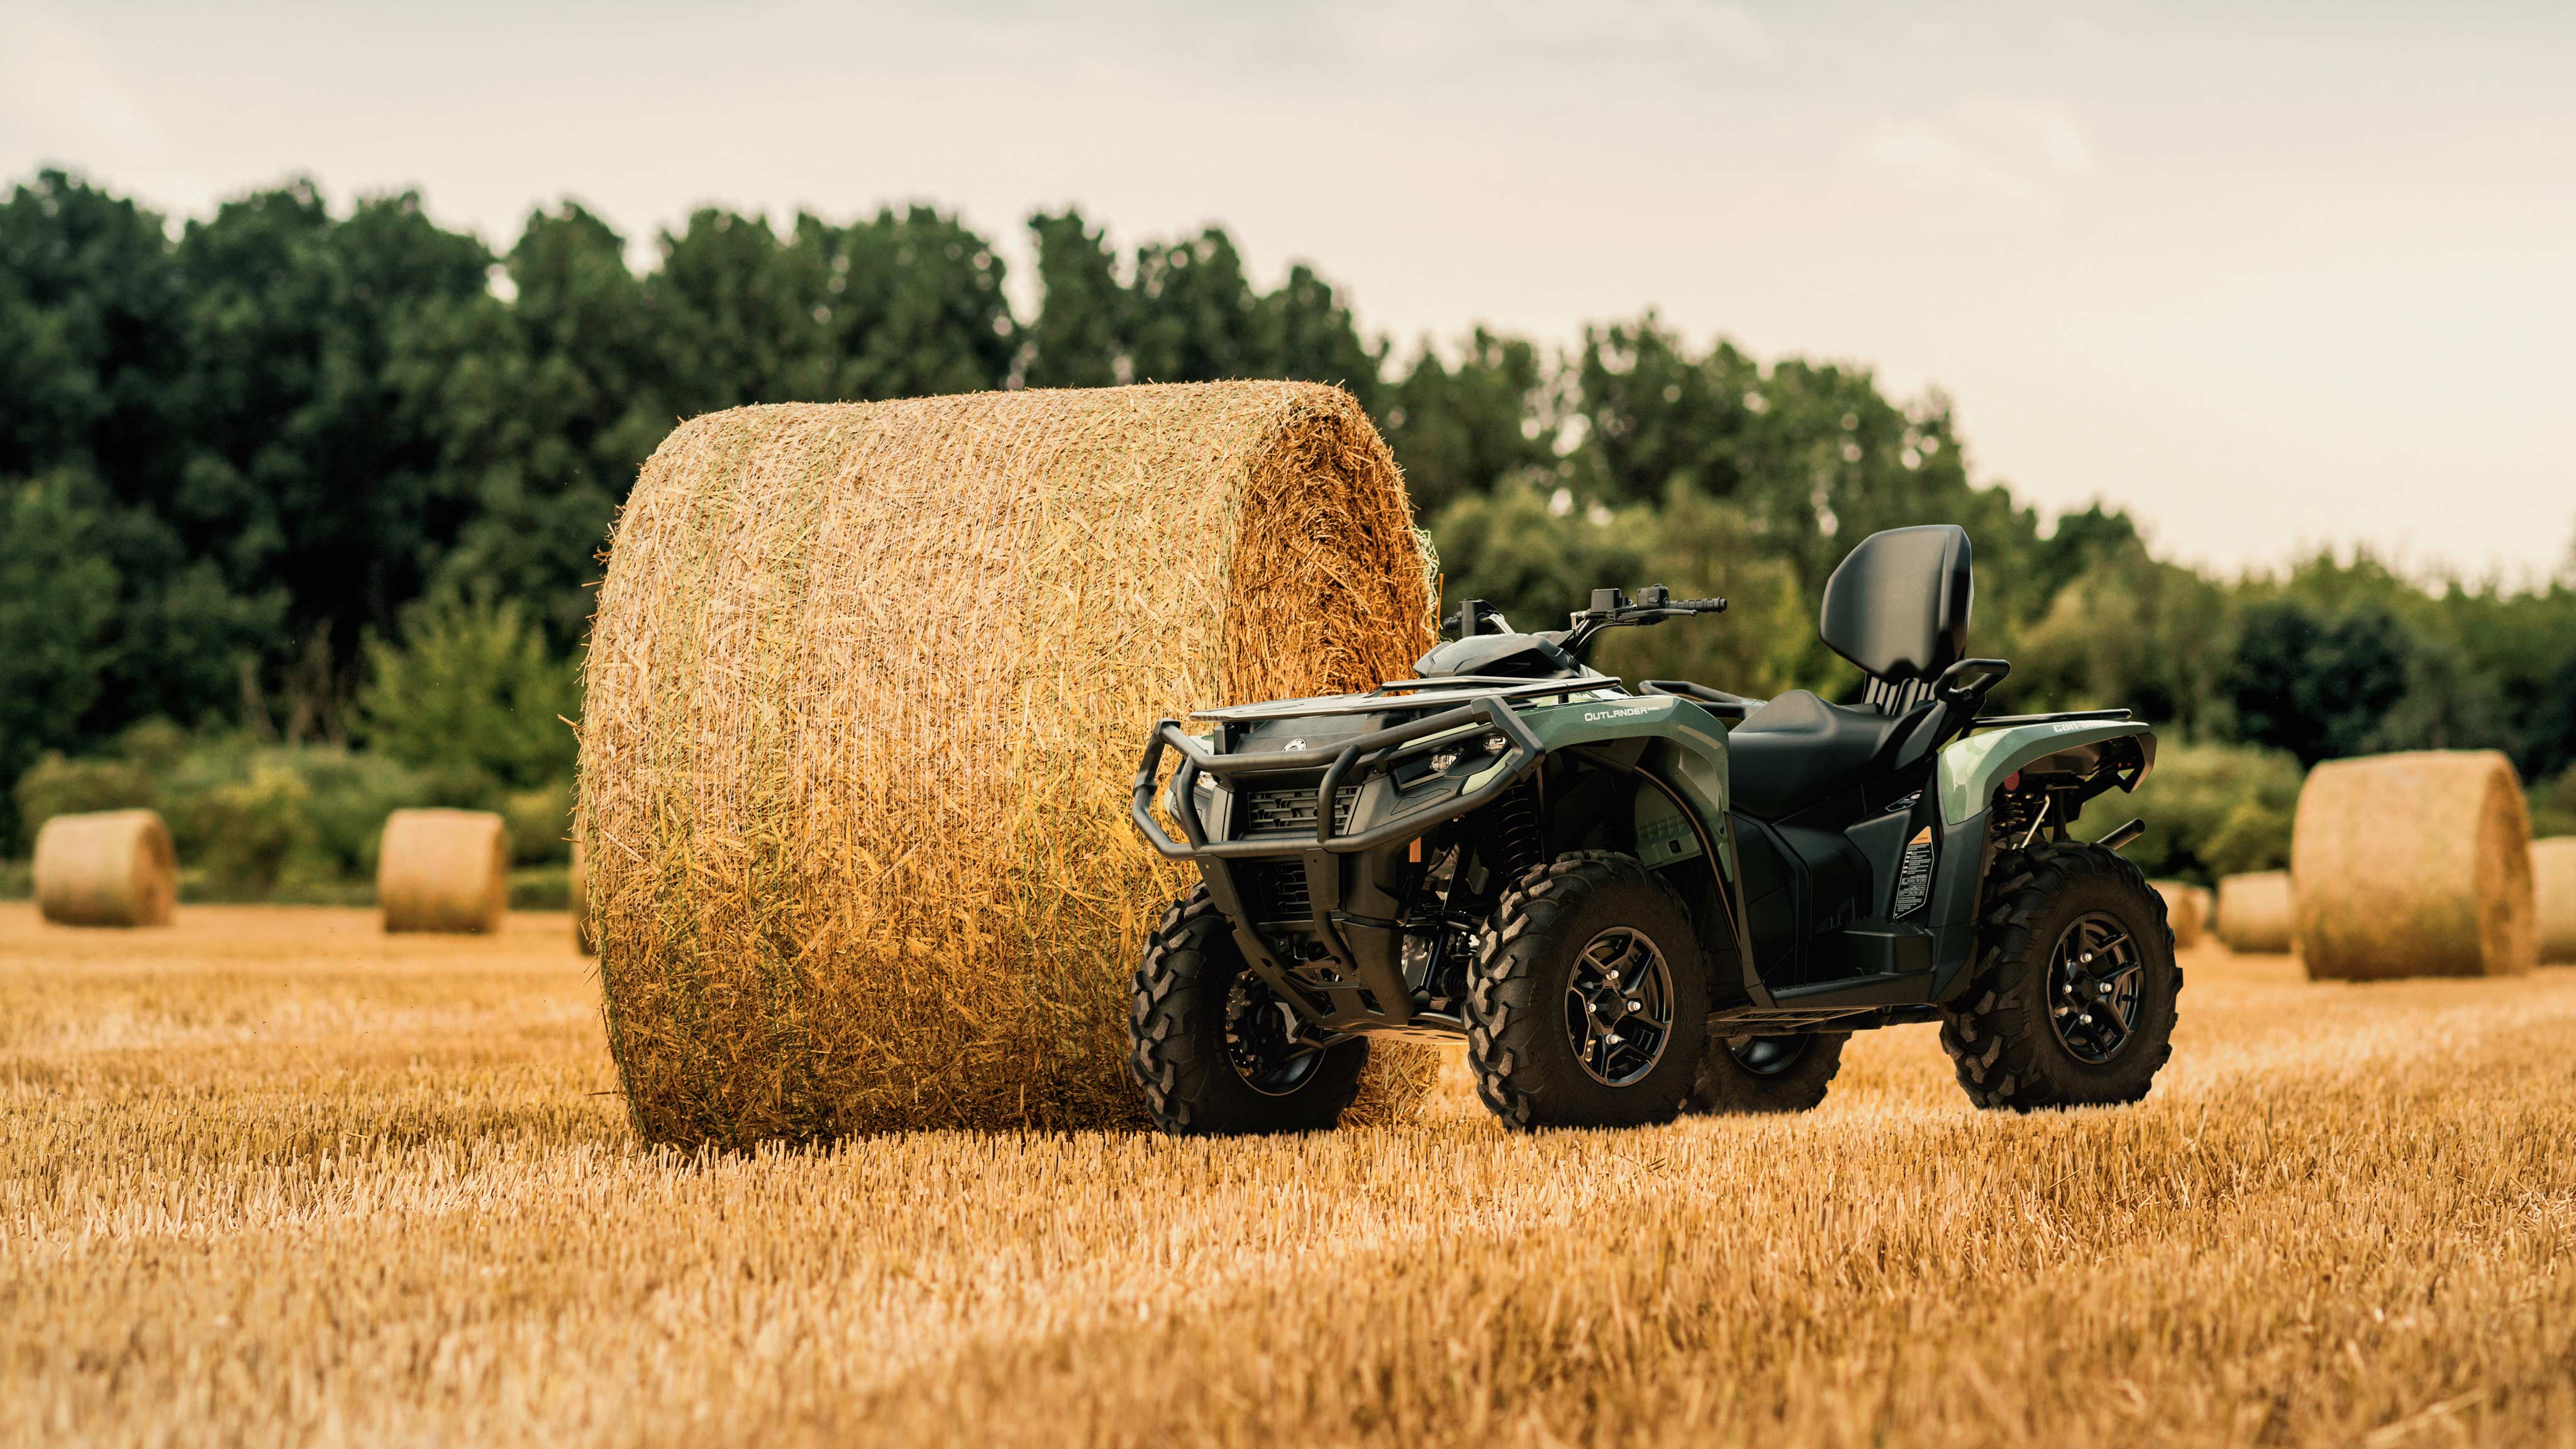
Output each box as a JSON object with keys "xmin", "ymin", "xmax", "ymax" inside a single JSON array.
[{"xmin": 1126, "ymin": 524, "xmax": 2177, "ymax": 1133}]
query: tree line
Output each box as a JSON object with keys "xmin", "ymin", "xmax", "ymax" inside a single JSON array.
[{"xmin": 4, "ymin": 167, "xmax": 2573, "ymax": 875}]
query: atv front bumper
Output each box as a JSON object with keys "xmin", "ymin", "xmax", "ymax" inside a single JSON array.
[{"xmin": 1128, "ymin": 692, "xmax": 1544, "ymax": 1030}]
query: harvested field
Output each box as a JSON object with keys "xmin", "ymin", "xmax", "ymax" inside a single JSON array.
[{"xmin": 6, "ymin": 902, "xmax": 2575, "ymax": 1448}]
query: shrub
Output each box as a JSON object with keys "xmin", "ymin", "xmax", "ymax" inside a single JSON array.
[
  {"xmin": 2077, "ymin": 740, "xmax": 2304, "ymax": 885},
  {"xmin": 357, "ymin": 592, "xmax": 578, "ymax": 796},
  {"xmin": 502, "ymin": 782, "xmax": 572, "ymax": 865},
  {"xmin": 2531, "ymin": 767, "xmax": 2576, "ymax": 841}
]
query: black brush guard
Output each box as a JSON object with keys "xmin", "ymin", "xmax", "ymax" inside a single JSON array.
[{"xmin": 1130, "ymin": 692, "xmax": 1546, "ymax": 1028}]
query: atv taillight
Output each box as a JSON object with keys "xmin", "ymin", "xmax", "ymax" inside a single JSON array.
[{"xmin": 2004, "ymin": 770, "xmax": 2021, "ymax": 792}]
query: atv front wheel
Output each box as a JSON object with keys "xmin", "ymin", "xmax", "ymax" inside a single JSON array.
[
  {"xmin": 1465, "ymin": 852, "xmax": 1711, "ymax": 1130},
  {"xmin": 1939, "ymin": 843, "xmax": 2181, "ymax": 1111},
  {"xmin": 1687, "ymin": 1030, "xmax": 1848, "ymax": 1114},
  {"xmin": 1130, "ymin": 886, "xmax": 1369, "ymax": 1136}
]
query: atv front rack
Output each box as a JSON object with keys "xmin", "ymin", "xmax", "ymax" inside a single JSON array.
[{"xmin": 1130, "ymin": 691, "xmax": 1545, "ymax": 859}]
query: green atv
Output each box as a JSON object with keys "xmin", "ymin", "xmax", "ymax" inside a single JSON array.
[{"xmin": 1128, "ymin": 525, "xmax": 2177, "ymax": 1133}]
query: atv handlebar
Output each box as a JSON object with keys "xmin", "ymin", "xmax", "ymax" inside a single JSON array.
[
  {"xmin": 1131, "ymin": 693, "xmax": 1545, "ymax": 860},
  {"xmin": 1560, "ymin": 586, "xmax": 1728, "ymax": 662}
]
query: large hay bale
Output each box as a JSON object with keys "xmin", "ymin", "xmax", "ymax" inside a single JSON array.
[
  {"xmin": 582, "ymin": 383, "xmax": 1441, "ymax": 1146},
  {"xmin": 2151, "ymin": 879, "xmax": 2206, "ymax": 948},
  {"xmin": 379, "ymin": 808, "xmax": 509, "ymax": 934},
  {"xmin": 569, "ymin": 835, "xmax": 596, "ymax": 955},
  {"xmin": 2216, "ymin": 870, "xmax": 2295, "ymax": 954},
  {"xmin": 33, "ymin": 809, "xmax": 176, "ymax": 928},
  {"xmin": 2291, "ymin": 750, "xmax": 2534, "ymax": 980},
  {"xmin": 2534, "ymin": 838, "xmax": 2576, "ymax": 965}
]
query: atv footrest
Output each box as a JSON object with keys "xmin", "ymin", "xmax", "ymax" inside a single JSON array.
[
  {"xmin": 1813, "ymin": 920, "xmax": 1935, "ymax": 977},
  {"xmin": 1768, "ymin": 969, "xmax": 1935, "ymax": 1008}
]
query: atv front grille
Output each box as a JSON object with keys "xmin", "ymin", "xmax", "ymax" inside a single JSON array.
[
  {"xmin": 1241, "ymin": 860, "xmax": 1312, "ymax": 921},
  {"xmin": 1241, "ymin": 784, "xmax": 1360, "ymax": 838}
]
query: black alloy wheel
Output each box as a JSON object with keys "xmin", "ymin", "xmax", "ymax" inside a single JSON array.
[
  {"xmin": 1130, "ymin": 884, "xmax": 1370, "ymax": 1135},
  {"xmin": 1465, "ymin": 851, "xmax": 1710, "ymax": 1130},
  {"xmin": 1562, "ymin": 926, "xmax": 1677, "ymax": 1087},
  {"xmin": 1937, "ymin": 841, "xmax": 2181, "ymax": 1112},
  {"xmin": 2046, "ymin": 911, "xmax": 2143, "ymax": 1063}
]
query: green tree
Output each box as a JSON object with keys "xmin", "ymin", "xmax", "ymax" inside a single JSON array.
[
  {"xmin": 1022, "ymin": 209, "xmax": 1126, "ymax": 389},
  {"xmin": 1428, "ymin": 479, "xmax": 1643, "ymax": 635},
  {"xmin": 791, "ymin": 204, "xmax": 1015, "ymax": 400},
  {"xmin": 2226, "ymin": 601, "xmax": 2412, "ymax": 765},
  {"xmin": 172, "ymin": 181, "xmax": 494, "ymax": 680},
  {"xmin": 356, "ymin": 592, "xmax": 577, "ymax": 797},
  {"xmin": 1383, "ymin": 329, "xmax": 1555, "ymax": 519},
  {"xmin": 404, "ymin": 203, "xmax": 664, "ymax": 649},
  {"xmin": 1589, "ymin": 482, "xmax": 1823, "ymax": 699},
  {"xmin": 0, "ymin": 474, "xmax": 122, "ymax": 847}
]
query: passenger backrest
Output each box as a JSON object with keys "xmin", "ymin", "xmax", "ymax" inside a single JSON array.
[{"xmin": 1817, "ymin": 525, "xmax": 1973, "ymax": 714}]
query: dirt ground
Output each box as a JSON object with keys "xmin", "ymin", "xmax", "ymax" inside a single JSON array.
[{"xmin": 4, "ymin": 902, "xmax": 2572, "ymax": 1448}]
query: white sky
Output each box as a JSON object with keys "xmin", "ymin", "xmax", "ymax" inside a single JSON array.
[{"xmin": 4, "ymin": 0, "xmax": 2571, "ymax": 580}]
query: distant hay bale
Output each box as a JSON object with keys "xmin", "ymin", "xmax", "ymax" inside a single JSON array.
[
  {"xmin": 2291, "ymin": 750, "xmax": 2534, "ymax": 980},
  {"xmin": 379, "ymin": 809, "xmax": 509, "ymax": 934},
  {"xmin": 569, "ymin": 835, "xmax": 596, "ymax": 955},
  {"xmin": 2534, "ymin": 838, "xmax": 2576, "ymax": 965},
  {"xmin": 2216, "ymin": 871, "xmax": 2296, "ymax": 955},
  {"xmin": 581, "ymin": 384, "xmax": 1441, "ymax": 1146},
  {"xmin": 2151, "ymin": 880, "xmax": 2206, "ymax": 948},
  {"xmin": 33, "ymin": 809, "xmax": 176, "ymax": 928}
]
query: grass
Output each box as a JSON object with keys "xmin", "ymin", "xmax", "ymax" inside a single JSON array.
[{"xmin": 3, "ymin": 904, "xmax": 2573, "ymax": 1447}]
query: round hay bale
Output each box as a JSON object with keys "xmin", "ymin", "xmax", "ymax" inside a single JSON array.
[
  {"xmin": 582, "ymin": 383, "xmax": 1441, "ymax": 1146},
  {"xmin": 2151, "ymin": 879, "xmax": 2205, "ymax": 949},
  {"xmin": 2533, "ymin": 837, "xmax": 2576, "ymax": 966},
  {"xmin": 2191, "ymin": 885, "xmax": 2216, "ymax": 935},
  {"xmin": 2291, "ymin": 750, "xmax": 2533, "ymax": 980},
  {"xmin": 379, "ymin": 808, "xmax": 509, "ymax": 934},
  {"xmin": 2216, "ymin": 871, "xmax": 2296, "ymax": 954},
  {"xmin": 33, "ymin": 809, "xmax": 176, "ymax": 928},
  {"xmin": 569, "ymin": 835, "xmax": 596, "ymax": 955}
]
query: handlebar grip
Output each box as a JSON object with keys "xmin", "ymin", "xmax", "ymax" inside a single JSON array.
[{"xmin": 1675, "ymin": 597, "xmax": 1727, "ymax": 613}]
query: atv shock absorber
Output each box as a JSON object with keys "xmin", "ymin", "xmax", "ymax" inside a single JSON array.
[{"xmin": 1491, "ymin": 781, "xmax": 1545, "ymax": 882}]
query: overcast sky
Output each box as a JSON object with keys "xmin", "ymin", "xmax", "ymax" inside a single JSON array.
[{"xmin": 5, "ymin": 1, "xmax": 2570, "ymax": 580}]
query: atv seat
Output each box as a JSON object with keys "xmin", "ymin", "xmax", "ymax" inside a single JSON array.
[
  {"xmin": 1725, "ymin": 691, "xmax": 1917, "ymax": 818},
  {"xmin": 1724, "ymin": 524, "xmax": 1975, "ymax": 818}
]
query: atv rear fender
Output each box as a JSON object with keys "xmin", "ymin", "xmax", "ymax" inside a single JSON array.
[{"xmin": 1919, "ymin": 719, "xmax": 2157, "ymax": 995}]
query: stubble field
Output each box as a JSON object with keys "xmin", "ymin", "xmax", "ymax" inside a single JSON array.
[{"xmin": 4, "ymin": 902, "xmax": 2573, "ymax": 1448}]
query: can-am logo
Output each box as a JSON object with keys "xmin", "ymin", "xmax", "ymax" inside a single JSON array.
[
  {"xmin": 1584, "ymin": 706, "xmax": 1653, "ymax": 723},
  {"xmin": 1282, "ymin": 739, "xmax": 1309, "ymax": 751}
]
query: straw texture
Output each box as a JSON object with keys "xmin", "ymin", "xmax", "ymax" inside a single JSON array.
[
  {"xmin": 379, "ymin": 809, "xmax": 509, "ymax": 935},
  {"xmin": 32, "ymin": 809, "xmax": 176, "ymax": 928},
  {"xmin": 2151, "ymin": 880, "xmax": 2206, "ymax": 949},
  {"xmin": 2533, "ymin": 838, "xmax": 2576, "ymax": 966},
  {"xmin": 2292, "ymin": 750, "xmax": 2534, "ymax": 980},
  {"xmin": 569, "ymin": 835, "xmax": 596, "ymax": 955},
  {"xmin": 580, "ymin": 383, "xmax": 1439, "ymax": 1146},
  {"xmin": 2216, "ymin": 871, "xmax": 2295, "ymax": 955}
]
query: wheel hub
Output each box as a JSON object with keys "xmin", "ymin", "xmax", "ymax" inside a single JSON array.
[
  {"xmin": 1223, "ymin": 977, "xmax": 1324, "ymax": 1096},
  {"xmin": 2046, "ymin": 911, "xmax": 2143, "ymax": 1064},
  {"xmin": 1562, "ymin": 926, "xmax": 1675, "ymax": 1087}
]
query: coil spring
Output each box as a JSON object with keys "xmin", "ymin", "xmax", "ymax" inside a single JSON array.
[{"xmin": 1491, "ymin": 782, "xmax": 1545, "ymax": 881}]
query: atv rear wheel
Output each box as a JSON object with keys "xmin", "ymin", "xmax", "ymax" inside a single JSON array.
[
  {"xmin": 1939, "ymin": 843, "xmax": 2181, "ymax": 1111},
  {"xmin": 1130, "ymin": 885, "xmax": 1369, "ymax": 1136},
  {"xmin": 1465, "ymin": 852, "xmax": 1711, "ymax": 1130},
  {"xmin": 1687, "ymin": 1030, "xmax": 1848, "ymax": 1114}
]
